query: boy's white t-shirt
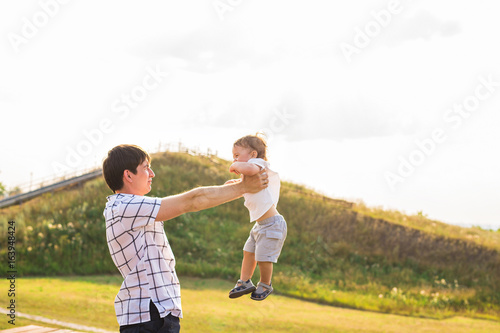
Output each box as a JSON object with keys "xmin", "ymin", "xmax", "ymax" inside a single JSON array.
[{"xmin": 242, "ymin": 158, "xmax": 280, "ymax": 222}]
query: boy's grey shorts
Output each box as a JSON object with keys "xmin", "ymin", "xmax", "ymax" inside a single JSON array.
[{"xmin": 243, "ymin": 214, "xmax": 287, "ymax": 263}]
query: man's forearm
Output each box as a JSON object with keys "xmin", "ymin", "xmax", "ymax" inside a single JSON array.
[{"xmin": 189, "ymin": 182, "xmax": 246, "ymax": 212}]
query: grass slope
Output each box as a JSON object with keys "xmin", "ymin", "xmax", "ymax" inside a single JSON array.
[
  {"xmin": 0, "ymin": 151, "xmax": 499, "ymax": 320},
  {"xmin": 1, "ymin": 276, "xmax": 499, "ymax": 333}
]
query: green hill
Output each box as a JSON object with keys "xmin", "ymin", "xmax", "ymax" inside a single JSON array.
[{"xmin": 1, "ymin": 151, "xmax": 499, "ymax": 320}]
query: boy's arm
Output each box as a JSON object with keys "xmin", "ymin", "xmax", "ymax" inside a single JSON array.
[
  {"xmin": 229, "ymin": 162, "xmax": 261, "ymax": 176},
  {"xmin": 155, "ymin": 169, "xmax": 267, "ymax": 221}
]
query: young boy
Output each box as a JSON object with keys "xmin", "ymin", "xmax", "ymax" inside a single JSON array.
[
  {"xmin": 102, "ymin": 144, "xmax": 268, "ymax": 332},
  {"xmin": 226, "ymin": 135, "xmax": 287, "ymax": 301}
]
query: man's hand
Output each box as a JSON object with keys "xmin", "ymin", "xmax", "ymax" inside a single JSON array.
[
  {"xmin": 224, "ymin": 179, "xmax": 241, "ymax": 185},
  {"xmin": 241, "ymin": 168, "xmax": 268, "ymax": 193}
]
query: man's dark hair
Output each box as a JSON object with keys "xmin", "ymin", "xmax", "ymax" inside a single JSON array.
[{"xmin": 102, "ymin": 144, "xmax": 151, "ymax": 193}]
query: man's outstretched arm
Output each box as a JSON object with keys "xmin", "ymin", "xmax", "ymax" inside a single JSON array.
[{"xmin": 155, "ymin": 169, "xmax": 267, "ymax": 221}]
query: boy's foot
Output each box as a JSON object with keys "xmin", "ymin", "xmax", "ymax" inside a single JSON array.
[
  {"xmin": 250, "ymin": 282, "xmax": 273, "ymax": 301},
  {"xmin": 229, "ymin": 279, "xmax": 256, "ymax": 299}
]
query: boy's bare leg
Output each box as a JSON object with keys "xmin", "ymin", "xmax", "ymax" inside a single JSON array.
[
  {"xmin": 240, "ymin": 251, "xmax": 257, "ymax": 281},
  {"xmin": 257, "ymin": 261, "xmax": 273, "ymax": 286}
]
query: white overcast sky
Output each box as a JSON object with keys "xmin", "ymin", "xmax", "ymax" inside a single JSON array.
[{"xmin": 1, "ymin": 0, "xmax": 499, "ymax": 229}]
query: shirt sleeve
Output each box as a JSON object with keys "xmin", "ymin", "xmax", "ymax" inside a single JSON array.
[
  {"xmin": 247, "ymin": 158, "xmax": 268, "ymax": 170},
  {"xmin": 117, "ymin": 195, "xmax": 162, "ymax": 231}
]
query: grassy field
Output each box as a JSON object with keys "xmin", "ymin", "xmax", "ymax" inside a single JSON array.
[
  {"xmin": 1, "ymin": 151, "xmax": 499, "ymax": 319},
  {"xmin": 1, "ymin": 276, "xmax": 499, "ymax": 333}
]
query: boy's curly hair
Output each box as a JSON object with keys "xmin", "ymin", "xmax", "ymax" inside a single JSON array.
[{"xmin": 233, "ymin": 133, "xmax": 268, "ymax": 161}]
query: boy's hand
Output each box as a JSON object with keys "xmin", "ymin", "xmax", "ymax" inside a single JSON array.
[
  {"xmin": 229, "ymin": 162, "xmax": 260, "ymax": 176},
  {"xmin": 224, "ymin": 179, "xmax": 241, "ymax": 185},
  {"xmin": 229, "ymin": 164, "xmax": 240, "ymax": 175},
  {"xmin": 241, "ymin": 168, "xmax": 268, "ymax": 193}
]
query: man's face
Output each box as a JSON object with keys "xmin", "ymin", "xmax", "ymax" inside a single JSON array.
[{"xmin": 129, "ymin": 159, "xmax": 155, "ymax": 195}]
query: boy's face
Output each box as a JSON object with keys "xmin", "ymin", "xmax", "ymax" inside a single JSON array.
[
  {"xmin": 232, "ymin": 145, "xmax": 256, "ymax": 163},
  {"xmin": 126, "ymin": 159, "xmax": 155, "ymax": 195}
]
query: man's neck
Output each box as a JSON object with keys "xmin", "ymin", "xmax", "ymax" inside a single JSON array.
[{"xmin": 116, "ymin": 188, "xmax": 144, "ymax": 196}]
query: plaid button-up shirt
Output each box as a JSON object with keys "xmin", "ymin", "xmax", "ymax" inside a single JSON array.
[{"xmin": 104, "ymin": 193, "xmax": 182, "ymax": 326}]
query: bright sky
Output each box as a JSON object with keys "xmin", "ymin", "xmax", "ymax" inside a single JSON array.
[{"xmin": 1, "ymin": 0, "xmax": 499, "ymax": 229}]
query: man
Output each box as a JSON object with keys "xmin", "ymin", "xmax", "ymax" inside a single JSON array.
[{"xmin": 102, "ymin": 144, "xmax": 268, "ymax": 333}]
